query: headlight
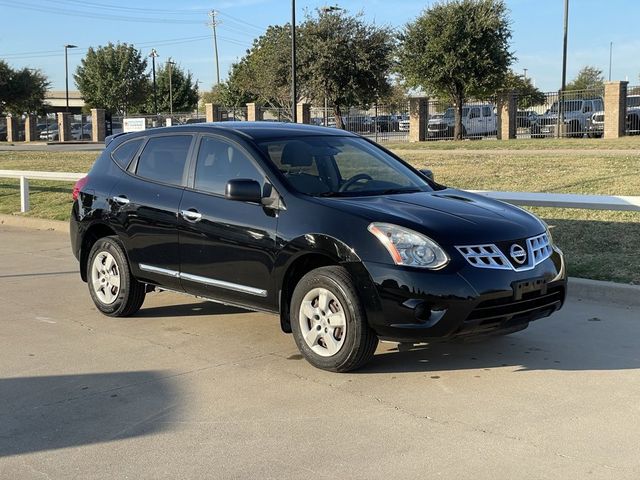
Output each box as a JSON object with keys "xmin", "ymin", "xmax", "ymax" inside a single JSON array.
[{"xmin": 368, "ymin": 222, "xmax": 449, "ymax": 269}]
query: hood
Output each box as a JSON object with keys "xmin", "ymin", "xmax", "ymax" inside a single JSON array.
[{"xmin": 323, "ymin": 189, "xmax": 545, "ymax": 245}]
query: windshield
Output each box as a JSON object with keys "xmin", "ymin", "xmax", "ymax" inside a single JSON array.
[
  {"xmin": 549, "ymin": 100, "xmax": 582, "ymax": 113},
  {"xmin": 258, "ymin": 136, "xmax": 432, "ymax": 197},
  {"xmin": 443, "ymin": 107, "xmax": 469, "ymax": 119}
]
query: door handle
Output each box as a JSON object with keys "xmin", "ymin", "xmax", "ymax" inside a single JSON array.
[
  {"xmin": 112, "ymin": 195, "xmax": 130, "ymax": 206},
  {"xmin": 180, "ymin": 209, "xmax": 202, "ymax": 222}
]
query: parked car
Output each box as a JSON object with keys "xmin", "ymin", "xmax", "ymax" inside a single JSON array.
[
  {"xmin": 70, "ymin": 122, "xmax": 567, "ymax": 372},
  {"xmin": 372, "ymin": 115, "xmax": 399, "ymax": 132},
  {"xmin": 71, "ymin": 123, "xmax": 93, "ymax": 140},
  {"xmin": 40, "ymin": 126, "xmax": 59, "ymax": 141},
  {"xmin": 530, "ymin": 97, "xmax": 603, "ymax": 138},
  {"xmin": 398, "ymin": 115, "xmax": 410, "ymax": 132},
  {"xmin": 586, "ymin": 111, "xmax": 604, "ymax": 138},
  {"xmin": 516, "ymin": 110, "xmax": 538, "ymax": 129},
  {"xmin": 344, "ymin": 115, "xmax": 373, "ymax": 133},
  {"xmin": 586, "ymin": 95, "xmax": 640, "ymax": 138},
  {"xmin": 428, "ymin": 105, "xmax": 497, "ymax": 139}
]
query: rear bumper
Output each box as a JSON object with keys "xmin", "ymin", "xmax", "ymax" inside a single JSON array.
[{"xmin": 358, "ymin": 249, "xmax": 567, "ymax": 342}]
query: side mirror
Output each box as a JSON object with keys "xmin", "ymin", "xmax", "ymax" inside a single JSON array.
[
  {"xmin": 225, "ymin": 179, "xmax": 263, "ymax": 203},
  {"xmin": 419, "ymin": 169, "xmax": 434, "ymax": 181}
]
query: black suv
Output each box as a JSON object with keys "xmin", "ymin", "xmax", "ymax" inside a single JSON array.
[{"xmin": 71, "ymin": 122, "xmax": 566, "ymax": 372}]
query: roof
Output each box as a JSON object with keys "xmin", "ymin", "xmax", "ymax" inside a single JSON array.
[{"xmin": 144, "ymin": 121, "xmax": 359, "ymax": 141}]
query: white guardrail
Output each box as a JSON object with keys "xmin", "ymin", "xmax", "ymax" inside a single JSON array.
[{"xmin": 1, "ymin": 169, "xmax": 639, "ymax": 213}]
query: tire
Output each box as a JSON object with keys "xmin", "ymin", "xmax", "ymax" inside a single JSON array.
[
  {"xmin": 290, "ymin": 266, "xmax": 378, "ymax": 372},
  {"xmin": 87, "ymin": 236, "xmax": 146, "ymax": 317}
]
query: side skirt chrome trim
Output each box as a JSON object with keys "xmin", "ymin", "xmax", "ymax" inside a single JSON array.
[
  {"xmin": 156, "ymin": 287, "xmax": 278, "ymax": 315},
  {"xmin": 138, "ymin": 263, "xmax": 267, "ymax": 297},
  {"xmin": 139, "ymin": 263, "xmax": 180, "ymax": 278}
]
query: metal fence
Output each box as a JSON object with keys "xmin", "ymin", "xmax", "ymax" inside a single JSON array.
[
  {"xmin": 426, "ymin": 98, "xmax": 498, "ymax": 141},
  {"xmin": 517, "ymin": 88, "xmax": 605, "ymax": 139},
  {"xmin": 307, "ymin": 103, "xmax": 410, "ymax": 143},
  {"xmin": 0, "ymin": 117, "xmax": 6, "ymax": 141},
  {"xmin": 625, "ymin": 85, "xmax": 640, "ymax": 135}
]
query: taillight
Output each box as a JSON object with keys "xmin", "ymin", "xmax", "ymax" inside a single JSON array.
[{"xmin": 72, "ymin": 176, "xmax": 89, "ymax": 201}]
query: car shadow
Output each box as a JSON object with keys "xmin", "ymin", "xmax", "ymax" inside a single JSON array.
[
  {"xmin": 0, "ymin": 371, "xmax": 179, "ymax": 457},
  {"xmin": 358, "ymin": 316, "xmax": 640, "ymax": 374},
  {"xmin": 134, "ymin": 300, "xmax": 248, "ymax": 318}
]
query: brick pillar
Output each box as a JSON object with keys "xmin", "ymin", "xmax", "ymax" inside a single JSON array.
[
  {"xmin": 409, "ymin": 97, "xmax": 428, "ymax": 142},
  {"xmin": 57, "ymin": 112, "xmax": 71, "ymax": 142},
  {"xmin": 296, "ymin": 103, "xmax": 311, "ymax": 124},
  {"xmin": 205, "ymin": 103, "xmax": 221, "ymax": 122},
  {"xmin": 6, "ymin": 116, "xmax": 18, "ymax": 142},
  {"xmin": 24, "ymin": 115, "xmax": 37, "ymax": 142},
  {"xmin": 246, "ymin": 103, "xmax": 263, "ymax": 122},
  {"xmin": 91, "ymin": 108, "xmax": 106, "ymax": 142},
  {"xmin": 604, "ymin": 81, "xmax": 628, "ymax": 139},
  {"xmin": 497, "ymin": 92, "xmax": 516, "ymax": 140}
]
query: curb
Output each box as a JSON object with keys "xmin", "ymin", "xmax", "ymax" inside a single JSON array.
[
  {"xmin": 1, "ymin": 214, "xmax": 638, "ymax": 308},
  {"xmin": 0, "ymin": 214, "xmax": 69, "ymax": 233},
  {"xmin": 568, "ymin": 277, "xmax": 640, "ymax": 308}
]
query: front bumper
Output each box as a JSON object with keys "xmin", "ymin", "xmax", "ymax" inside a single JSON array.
[{"xmin": 357, "ymin": 248, "xmax": 566, "ymax": 342}]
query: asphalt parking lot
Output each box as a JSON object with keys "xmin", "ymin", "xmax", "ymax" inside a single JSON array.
[{"xmin": 1, "ymin": 225, "xmax": 639, "ymax": 479}]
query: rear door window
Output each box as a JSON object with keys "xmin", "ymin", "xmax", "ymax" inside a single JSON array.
[
  {"xmin": 135, "ymin": 135, "xmax": 193, "ymax": 186},
  {"xmin": 111, "ymin": 139, "xmax": 143, "ymax": 168}
]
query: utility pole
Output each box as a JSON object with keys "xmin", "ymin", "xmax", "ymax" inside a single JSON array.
[
  {"xmin": 167, "ymin": 58, "xmax": 175, "ymax": 118},
  {"xmin": 561, "ymin": 0, "xmax": 569, "ymax": 92},
  {"xmin": 523, "ymin": 68, "xmax": 528, "ymax": 79},
  {"xmin": 149, "ymin": 49, "xmax": 159, "ymax": 116},
  {"xmin": 64, "ymin": 44, "xmax": 77, "ymax": 113},
  {"xmin": 208, "ymin": 10, "xmax": 221, "ymax": 85},
  {"xmin": 609, "ymin": 42, "xmax": 613, "ymax": 81},
  {"xmin": 291, "ymin": 0, "xmax": 297, "ymax": 122}
]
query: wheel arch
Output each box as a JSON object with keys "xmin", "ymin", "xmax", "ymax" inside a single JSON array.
[
  {"xmin": 276, "ymin": 233, "xmax": 366, "ymax": 334},
  {"xmin": 79, "ymin": 222, "xmax": 118, "ymax": 282}
]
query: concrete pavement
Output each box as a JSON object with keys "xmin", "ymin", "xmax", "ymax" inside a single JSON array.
[{"xmin": 0, "ymin": 225, "xmax": 639, "ymax": 479}]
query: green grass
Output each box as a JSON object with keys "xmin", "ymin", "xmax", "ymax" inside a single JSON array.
[
  {"xmin": 387, "ymin": 136, "xmax": 640, "ymax": 150},
  {"xmin": 0, "ymin": 146, "xmax": 638, "ymax": 283}
]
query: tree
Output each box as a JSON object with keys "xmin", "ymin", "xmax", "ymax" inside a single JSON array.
[
  {"xmin": 150, "ymin": 62, "xmax": 199, "ymax": 113},
  {"xmin": 500, "ymin": 70, "xmax": 545, "ymax": 108},
  {"xmin": 398, "ymin": 0, "xmax": 513, "ymax": 139},
  {"xmin": 378, "ymin": 79, "xmax": 410, "ymax": 112},
  {"xmin": 227, "ymin": 25, "xmax": 295, "ymax": 118},
  {"xmin": 565, "ymin": 66, "xmax": 604, "ymax": 91},
  {"xmin": 75, "ymin": 42, "xmax": 149, "ymax": 115},
  {"xmin": 298, "ymin": 9, "xmax": 395, "ymax": 129},
  {"xmin": 0, "ymin": 60, "xmax": 49, "ymax": 115},
  {"xmin": 200, "ymin": 81, "xmax": 253, "ymax": 112}
]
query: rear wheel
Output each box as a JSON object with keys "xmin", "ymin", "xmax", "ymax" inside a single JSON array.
[
  {"xmin": 290, "ymin": 266, "xmax": 378, "ymax": 372},
  {"xmin": 87, "ymin": 236, "xmax": 146, "ymax": 317}
]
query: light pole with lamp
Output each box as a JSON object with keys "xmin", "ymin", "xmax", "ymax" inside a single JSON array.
[
  {"xmin": 319, "ymin": 5, "xmax": 343, "ymax": 126},
  {"xmin": 64, "ymin": 44, "xmax": 77, "ymax": 113},
  {"xmin": 291, "ymin": 0, "xmax": 297, "ymax": 123}
]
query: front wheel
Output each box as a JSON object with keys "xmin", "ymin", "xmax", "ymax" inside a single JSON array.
[
  {"xmin": 87, "ymin": 236, "xmax": 146, "ymax": 317},
  {"xmin": 290, "ymin": 266, "xmax": 378, "ymax": 372}
]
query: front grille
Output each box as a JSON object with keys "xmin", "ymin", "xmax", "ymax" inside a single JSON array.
[
  {"xmin": 538, "ymin": 117, "xmax": 557, "ymax": 126},
  {"xmin": 527, "ymin": 233, "xmax": 552, "ymax": 266},
  {"xmin": 455, "ymin": 245, "xmax": 511, "ymax": 270},
  {"xmin": 466, "ymin": 286, "xmax": 564, "ymax": 324},
  {"xmin": 457, "ymin": 233, "xmax": 553, "ymax": 272}
]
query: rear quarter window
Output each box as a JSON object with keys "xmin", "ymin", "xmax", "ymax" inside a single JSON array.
[{"xmin": 111, "ymin": 139, "xmax": 144, "ymax": 168}]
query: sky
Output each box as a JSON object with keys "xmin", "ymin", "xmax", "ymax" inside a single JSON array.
[{"xmin": 0, "ymin": 0, "xmax": 638, "ymax": 93}]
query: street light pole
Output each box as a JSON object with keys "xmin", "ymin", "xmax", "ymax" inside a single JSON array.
[
  {"xmin": 149, "ymin": 49, "xmax": 159, "ymax": 116},
  {"xmin": 609, "ymin": 41, "xmax": 613, "ymax": 81},
  {"xmin": 64, "ymin": 44, "xmax": 77, "ymax": 113},
  {"xmin": 291, "ymin": 0, "xmax": 297, "ymax": 123},
  {"xmin": 561, "ymin": 0, "xmax": 569, "ymax": 91},
  {"xmin": 167, "ymin": 58, "xmax": 175, "ymax": 118}
]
